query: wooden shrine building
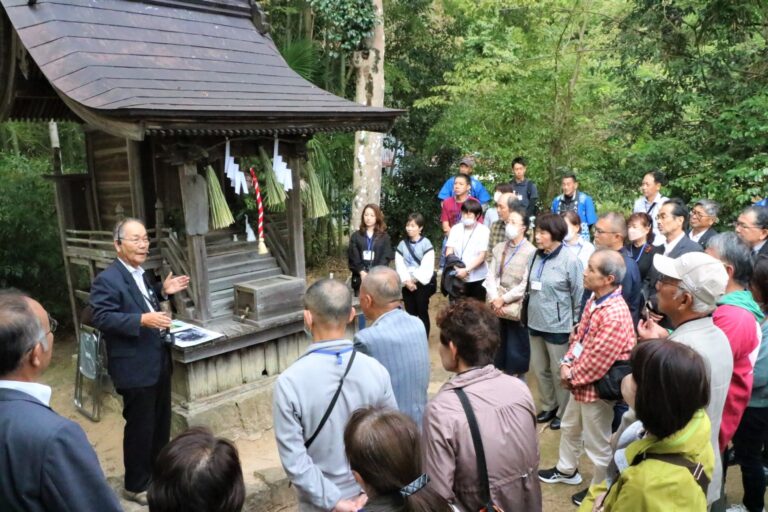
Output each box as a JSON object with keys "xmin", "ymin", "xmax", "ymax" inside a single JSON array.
[{"xmin": 0, "ymin": 0, "xmax": 399, "ymax": 434}]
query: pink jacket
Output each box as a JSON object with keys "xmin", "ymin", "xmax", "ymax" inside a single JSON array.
[
  {"xmin": 422, "ymin": 365, "xmax": 542, "ymax": 511},
  {"xmin": 714, "ymin": 304, "xmax": 761, "ymax": 449}
]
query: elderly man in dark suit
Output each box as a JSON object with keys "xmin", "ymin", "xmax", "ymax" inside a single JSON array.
[
  {"xmin": 687, "ymin": 199, "xmax": 719, "ymax": 249},
  {"xmin": 736, "ymin": 205, "xmax": 768, "ymax": 259},
  {"xmin": 0, "ymin": 291, "xmax": 122, "ymax": 511},
  {"xmin": 90, "ymin": 217, "xmax": 189, "ymax": 505},
  {"xmin": 645, "ymin": 198, "xmax": 703, "ymax": 327}
]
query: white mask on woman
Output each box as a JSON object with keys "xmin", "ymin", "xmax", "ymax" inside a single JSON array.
[
  {"xmin": 564, "ymin": 230, "xmax": 574, "ymax": 242},
  {"xmin": 462, "ymin": 218, "xmax": 476, "ymax": 228},
  {"xmin": 627, "ymin": 227, "xmax": 645, "ymax": 242},
  {"xmin": 505, "ymin": 224, "xmax": 519, "ymax": 240}
]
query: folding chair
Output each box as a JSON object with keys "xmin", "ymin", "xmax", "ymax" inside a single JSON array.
[{"xmin": 73, "ymin": 324, "xmax": 108, "ymax": 422}]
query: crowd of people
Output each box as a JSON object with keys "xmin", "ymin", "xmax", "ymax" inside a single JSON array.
[{"xmin": 0, "ymin": 156, "xmax": 767, "ymax": 512}]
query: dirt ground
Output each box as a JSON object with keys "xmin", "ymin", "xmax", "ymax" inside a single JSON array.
[{"xmin": 42, "ymin": 282, "xmax": 755, "ymax": 511}]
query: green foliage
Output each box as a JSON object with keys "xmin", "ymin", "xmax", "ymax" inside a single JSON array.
[
  {"xmin": 611, "ymin": 0, "xmax": 768, "ymax": 221},
  {"xmin": 308, "ymin": 0, "xmax": 376, "ymax": 56},
  {"xmin": 0, "ymin": 153, "xmax": 69, "ymax": 321},
  {"xmin": 280, "ymin": 37, "xmax": 321, "ymax": 81}
]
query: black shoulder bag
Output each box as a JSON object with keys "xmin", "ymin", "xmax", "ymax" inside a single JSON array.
[
  {"xmin": 304, "ymin": 350, "xmax": 357, "ymax": 449},
  {"xmin": 454, "ymin": 388, "xmax": 503, "ymax": 512},
  {"xmin": 520, "ymin": 254, "xmax": 539, "ymax": 327},
  {"xmin": 404, "ymin": 242, "xmax": 438, "ymax": 296}
]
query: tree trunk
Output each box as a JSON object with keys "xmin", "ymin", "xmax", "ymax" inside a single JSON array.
[{"xmin": 350, "ymin": 0, "xmax": 385, "ymax": 233}]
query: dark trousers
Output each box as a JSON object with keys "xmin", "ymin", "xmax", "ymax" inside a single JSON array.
[
  {"xmin": 117, "ymin": 361, "xmax": 172, "ymax": 492},
  {"xmin": 733, "ymin": 406, "xmax": 768, "ymax": 512},
  {"xmin": 494, "ymin": 318, "xmax": 530, "ymax": 375},
  {"xmin": 403, "ymin": 283, "xmax": 431, "ymax": 336},
  {"xmin": 461, "ymin": 280, "xmax": 487, "ymax": 302}
]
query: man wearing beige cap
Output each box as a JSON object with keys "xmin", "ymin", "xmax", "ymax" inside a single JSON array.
[{"xmin": 638, "ymin": 251, "xmax": 733, "ymax": 505}]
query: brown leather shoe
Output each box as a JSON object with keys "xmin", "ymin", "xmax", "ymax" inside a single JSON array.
[{"xmin": 121, "ymin": 488, "xmax": 148, "ymax": 506}]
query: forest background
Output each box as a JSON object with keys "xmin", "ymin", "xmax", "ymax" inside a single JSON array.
[{"xmin": 1, "ymin": 0, "xmax": 766, "ymax": 322}]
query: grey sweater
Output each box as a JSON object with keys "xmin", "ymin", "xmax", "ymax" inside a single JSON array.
[
  {"xmin": 526, "ymin": 244, "xmax": 584, "ymax": 334},
  {"xmin": 273, "ymin": 339, "xmax": 397, "ymax": 511}
]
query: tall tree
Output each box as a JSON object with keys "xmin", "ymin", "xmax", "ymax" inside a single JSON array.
[{"xmin": 350, "ymin": 0, "xmax": 385, "ymax": 232}]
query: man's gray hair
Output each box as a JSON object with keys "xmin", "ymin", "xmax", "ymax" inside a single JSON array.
[
  {"xmin": 0, "ymin": 291, "xmax": 47, "ymax": 377},
  {"xmin": 593, "ymin": 249, "xmax": 626, "ymax": 284},
  {"xmin": 694, "ymin": 199, "xmax": 720, "ymax": 218},
  {"xmin": 303, "ymin": 279, "xmax": 352, "ymax": 325},
  {"xmin": 743, "ymin": 205, "xmax": 768, "ymax": 229},
  {"xmin": 505, "ymin": 193, "xmax": 522, "ymax": 210},
  {"xmin": 706, "ymin": 232, "xmax": 753, "ymax": 288},
  {"xmin": 599, "ymin": 212, "xmax": 628, "ymax": 239},
  {"xmin": 362, "ymin": 266, "xmax": 402, "ymax": 305},
  {"xmin": 675, "ymin": 281, "xmax": 717, "ymax": 314},
  {"xmin": 113, "ymin": 217, "xmax": 146, "ymax": 242}
]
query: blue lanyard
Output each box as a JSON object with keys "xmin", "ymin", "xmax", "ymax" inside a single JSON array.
[
  {"xmin": 580, "ymin": 290, "xmax": 622, "ymax": 342},
  {"xmin": 633, "ymin": 243, "xmax": 647, "ymax": 263},
  {"xmin": 499, "ymin": 240, "xmax": 526, "ymax": 279},
  {"xmin": 535, "ymin": 252, "xmax": 553, "ymax": 279},
  {"xmin": 307, "ymin": 346, "xmax": 354, "ymax": 365},
  {"xmin": 365, "ymin": 234, "xmax": 374, "ymax": 253}
]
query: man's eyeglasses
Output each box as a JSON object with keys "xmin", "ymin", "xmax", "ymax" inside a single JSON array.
[
  {"xmin": 594, "ymin": 228, "xmax": 617, "ymax": 235},
  {"xmin": 47, "ymin": 315, "xmax": 58, "ymax": 335},
  {"xmin": 655, "ymin": 276, "xmax": 683, "ymax": 292},
  {"xmin": 120, "ymin": 237, "xmax": 150, "ymax": 245},
  {"xmin": 733, "ymin": 221, "xmax": 760, "ymax": 230},
  {"xmin": 690, "ymin": 210, "xmax": 713, "ymax": 219}
]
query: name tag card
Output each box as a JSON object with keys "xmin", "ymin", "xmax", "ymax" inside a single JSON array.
[
  {"xmin": 531, "ymin": 281, "xmax": 543, "ymax": 291},
  {"xmin": 363, "ymin": 250, "xmax": 375, "ymax": 261}
]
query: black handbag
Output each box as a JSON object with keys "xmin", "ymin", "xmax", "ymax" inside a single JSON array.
[
  {"xmin": 520, "ymin": 255, "xmax": 538, "ymax": 327},
  {"xmin": 595, "ymin": 360, "xmax": 632, "ymax": 401}
]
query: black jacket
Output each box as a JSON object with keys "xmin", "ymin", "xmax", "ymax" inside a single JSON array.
[
  {"xmin": 348, "ymin": 230, "xmax": 394, "ymax": 274},
  {"xmin": 441, "ymin": 254, "xmax": 467, "ymax": 299},
  {"xmin": 90, "ymin": 260, "xmax": 170, "ymax": 389},
  {"xmin": 687, "ymin": 227, "xmax": 717, "ymax": 249}
]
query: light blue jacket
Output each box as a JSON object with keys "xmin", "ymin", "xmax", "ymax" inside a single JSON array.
[{"xmin": 354, "ymin": 308, "xmax": 430, "ymax": 427}]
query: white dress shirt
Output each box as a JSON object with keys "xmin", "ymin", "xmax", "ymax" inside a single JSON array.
[
  {"xmin": 0, "ymin": 380, "xmax": 52, "ymax": 406},
  {"xmin": 118, "ymin": 258, "xmax": 155, "ymax": 311},
  {"xmin": 663, "ymin": 231, "xmax": 686, "ymax": 255}
]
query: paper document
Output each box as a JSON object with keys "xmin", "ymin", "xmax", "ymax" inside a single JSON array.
[{"xmin": 170, "ymin": 320, "xmax": 224, "ymax": 348}]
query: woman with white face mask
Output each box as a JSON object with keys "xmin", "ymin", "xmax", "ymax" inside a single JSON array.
[
  {"xmin": 484, "ymin": 206, "xmax": 538, "ymax": 376},
  {"xmin": 561, "ymin": 211, "xmax": 595, "ymax": 271},
  {"xmin": 446, "ymin": 199, "xmax": 490, "ymax": 301},
  {"xmin": 625, "ymin": 212, "xmax": 655, "ymax": 282}
]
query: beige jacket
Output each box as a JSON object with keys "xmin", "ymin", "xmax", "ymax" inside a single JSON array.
[{"xmin": 422, "ymin": 365, "xmax": 542, "ymax": 511}]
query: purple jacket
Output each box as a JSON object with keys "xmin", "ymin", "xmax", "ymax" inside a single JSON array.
[{"xmin": 422, "ymin": 365, "xmax": 542, "ymax": 511}]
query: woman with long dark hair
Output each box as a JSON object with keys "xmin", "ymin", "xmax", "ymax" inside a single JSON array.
[
  {"xmin": 349, "ymin": 204, "xmax": 394, "ymax": 296},
  {"xmin": 344, "ymin": 407, "xmax": 452, "ymax": 512}
]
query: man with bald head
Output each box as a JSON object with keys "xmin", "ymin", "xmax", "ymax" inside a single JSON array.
[
  {"xmin": 0, "ymin": 291, "xmax": 122, "ymax": 511},
  {"xmin": 540, "ymin": 250, "xmax": 636, "ymax": 506},
  {"xmin": 90, "ymin": 217, "xmax": 190, "ymax": 505},
  {"xmin": 354, "ymin": 266, "xmax": 430, "ymax": 426},
  {"xmin": 273, "ymin": 278, "xmax": 397, "ymax": 512}
]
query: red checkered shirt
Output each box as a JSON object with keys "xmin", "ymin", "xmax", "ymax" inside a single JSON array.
[{"xmin": 564, "ymin": 287, "xmax": 636, "ymax": 402}]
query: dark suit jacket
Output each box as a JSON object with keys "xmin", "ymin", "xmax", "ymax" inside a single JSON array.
[
  {"xmin": 687, "ymin": 227, "xmax": 717, "ymax": 249},
  {"xmin": 756, "ymin": 241, "xmax": 768, "ymax": 258},
  {"xmin": 90, "ymin": 259, "xmax": 168, "ymax": 389},
  {"xmin": 646, "ymin": 235, "xmax": 704, "ymax": 326},
  {"xmin": 0, "ymin": 388, "xmax": 122, "ymax": 512}
]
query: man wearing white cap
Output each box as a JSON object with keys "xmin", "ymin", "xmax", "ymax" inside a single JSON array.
[{"xmin": 638, "ymin": 251, "xmax": 733, "ymax": 505}]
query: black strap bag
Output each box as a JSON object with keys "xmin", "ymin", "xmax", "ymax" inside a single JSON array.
[
  {"xmin": 403, "ymin": 242, "xmax": 437, "ymax": 296},
  {"xmin": 454, "ymin": 388, "xmax": 504, "ymax": 512},
  {"xmin": 304, "ymin": 350, "xmax": 357, "ymax": 449}
]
